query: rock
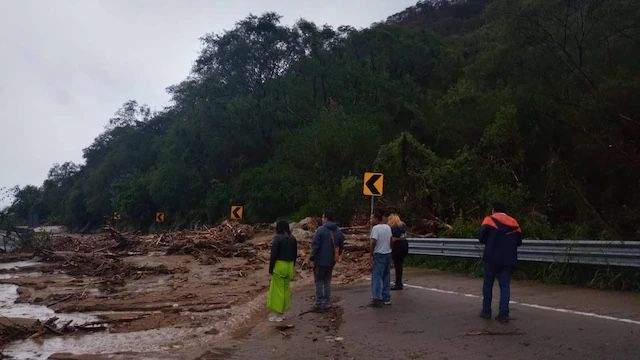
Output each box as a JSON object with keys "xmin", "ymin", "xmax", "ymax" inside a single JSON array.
[
  {"xmin": 16, "ymin": 286, "xmax": 32, "ymax": 303},
  {"xmin": 298, "ymin": 217, "xmax": 318, "ymax": 231},
  {"xmin": 292, "ymin": 228, "xmax": 312, "ymax": 240}
]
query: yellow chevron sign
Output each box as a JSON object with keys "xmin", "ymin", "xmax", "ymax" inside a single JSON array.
[
  {"xmin": 155, "ymin": 212, "xmax": 166, "ymax": 223},
  {"xmin": 230, "ymin": 205, "xmax": 244, "ymax": 221},
  {"xmin": 363, "ymin": 172, "xmax": 384, "ymax": 196}
]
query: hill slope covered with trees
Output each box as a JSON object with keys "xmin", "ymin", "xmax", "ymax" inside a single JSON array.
[{"xmin": 4, "ymin": 0, "xmax": 640, "ymax": 240}]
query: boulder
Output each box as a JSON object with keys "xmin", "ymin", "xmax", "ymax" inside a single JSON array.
[{"xmin": 298, "ymin": 217, "xmax": 318, "ymax": 231}]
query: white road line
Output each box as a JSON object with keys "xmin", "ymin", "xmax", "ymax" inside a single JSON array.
[{"xmin": 403, "ymin": 283, "xmax": 640, "ymax": 326}]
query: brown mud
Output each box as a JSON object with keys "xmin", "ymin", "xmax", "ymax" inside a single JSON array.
[{"xmin": 0, "ymin": 221, "xmax": 371, "ymax": 359}]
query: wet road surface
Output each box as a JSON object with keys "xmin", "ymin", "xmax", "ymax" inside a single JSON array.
[{"xmin": 232, "ymin": 268, "xmax": 640, "ymax": 359}]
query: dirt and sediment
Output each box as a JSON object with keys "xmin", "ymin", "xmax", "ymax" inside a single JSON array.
[{"xmin": 0, "ymin": 220, "xmax": 372, "ymax": 359}]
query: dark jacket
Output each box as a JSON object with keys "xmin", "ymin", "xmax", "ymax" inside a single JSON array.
[
  {"xmin": 391, "ymin": 225, "xmax": 408, "ymax": 257},
  {"xmin": 269, "ymin": 234, "xmax": 298, "ymax": 274},
  {"xmin": 478, "ymin": 213, "xmax": 523, "ymax": 268},
  {"xmin": 311, "ymin": 222, "xmax": 345, "ymax": 267},
  {"xmin": 391, "ymin": 225, "xmax": 406, "ymax": 239}
]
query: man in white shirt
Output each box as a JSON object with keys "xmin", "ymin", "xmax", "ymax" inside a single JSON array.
[{"xmin": 369, "ymin": 210, "xmax": 392, "ymax": 307}]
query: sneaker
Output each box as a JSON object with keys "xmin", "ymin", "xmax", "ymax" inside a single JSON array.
[
  {"xmin": 383, "ymin": 300, "xmax": 392, "ymax": 305},
  {"xmin": 391, "ymin": 285, "xmax": 403, "ymax": 291},
  {"xmin": 495, "ymin": 314, "xmax": 510, "ymax": 323},
  {"xmin": 369, "ymin": 300, "xmax": 383, "ymax": 308},
  {"xmin": 479, "ymin": 312, "xmax": 491, "ymax": 319}
]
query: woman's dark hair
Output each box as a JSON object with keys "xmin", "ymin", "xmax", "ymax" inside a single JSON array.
[{"xmin": 276, "ymin": 220, "xmax": 291, "ymax": 235}]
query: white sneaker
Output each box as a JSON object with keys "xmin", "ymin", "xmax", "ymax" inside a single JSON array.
[{"xmin": 268, "ymin": 315, "xmax": 284, "ymax": 322}]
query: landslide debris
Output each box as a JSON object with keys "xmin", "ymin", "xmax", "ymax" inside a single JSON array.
[
  {"xmin": 34, "ymin": 221, "xmax": 257, "ymax": 281},
  {"xmin": 0, "ymin": 219, "xmax": 375, "ymax": 355}
]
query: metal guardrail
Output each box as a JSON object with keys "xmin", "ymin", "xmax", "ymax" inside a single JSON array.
[{"xmin": 407, "ymin": 238, "xmax": 640, "ymax": 267}]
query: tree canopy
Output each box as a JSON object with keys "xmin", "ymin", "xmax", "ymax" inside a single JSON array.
[{"xmin": 5, "ymin": 1, "xmax": 640, "ymax": 239}]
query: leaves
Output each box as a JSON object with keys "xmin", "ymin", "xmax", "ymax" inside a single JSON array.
[{"xmin": 5, "ymin": 3, "xmax": 640, "ymax": 239}]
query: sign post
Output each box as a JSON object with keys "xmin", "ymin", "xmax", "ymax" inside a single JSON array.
[{"xmin": 363, "ymin": 172, "xmax": 384, "ymax": 219}]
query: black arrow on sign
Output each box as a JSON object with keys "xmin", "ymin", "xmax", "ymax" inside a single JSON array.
[
  {"xmin": 365, "ymin": 174, "xmax": 382, "ymax": 195},
  {"xmin": 232, "ymin": 207, "xmax": 242, "ymax": 219}
]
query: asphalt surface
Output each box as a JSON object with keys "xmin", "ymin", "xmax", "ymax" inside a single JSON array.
[{"xmin": 231, "ymin": 268, "xmax": 640, "ymax": 359}]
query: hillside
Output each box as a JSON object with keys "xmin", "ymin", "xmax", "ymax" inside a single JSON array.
[
  {"xmin": 386, "ymin": 0, "xmax": 485, "ymax": 36},
  {"xmin": 3, "ymin": 0, "xmax": 640, "ymax": 240}
]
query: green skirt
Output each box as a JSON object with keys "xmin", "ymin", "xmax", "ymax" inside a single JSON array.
[{"xmin": 266, "ymin": 260, "xmax": 295, "ymax": 314}]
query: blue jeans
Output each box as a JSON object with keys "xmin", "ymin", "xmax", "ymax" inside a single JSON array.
[
  {"xmin": 314, "ymin": 265, "xmax": 333, "ymax": 309},
  {"xmin": 371, "ymin": 253, "xmax": 391, "ymax": 302},
  {"xmin": 482, "ymin": 263, "xmax": 512, "ymax": 317}
]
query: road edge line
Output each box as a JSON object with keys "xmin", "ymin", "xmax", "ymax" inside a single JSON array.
[{"xmin": 403, "ymin": 283, "xmax": 640, "ymax": 326}]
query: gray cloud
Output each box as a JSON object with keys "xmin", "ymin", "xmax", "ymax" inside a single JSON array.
[{"xmin": 0, "ymin": 0, "xmax": 415, "ymax": 207}]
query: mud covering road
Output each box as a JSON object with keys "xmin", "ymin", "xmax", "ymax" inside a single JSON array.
[
  {"xmin": 0, "ymin": 222, "xmax": 372, "ymax": 359},
  {"xmin": 232, "ymin": 268, "xmax": 640, "ymax": 360},
  {"xmin": 2, "ymin": 225, "xmax": 639, "ymax": 359}
]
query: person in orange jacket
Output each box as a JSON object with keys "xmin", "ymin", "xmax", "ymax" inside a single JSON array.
[{"xmin": 478, "ymin": 202, "xmax": 522, "ymax": 323}]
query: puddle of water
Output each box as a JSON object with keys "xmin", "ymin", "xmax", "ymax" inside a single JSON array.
[
  {"xmin": 2, "ymin": 326, "xmax": 205, "ymax": 359},
  {"xmin": 0, "ymin": 284, "xmax": 97, "ymax": 324},
  {"xmin": 0, "ymin": 260, "xmax": 40, "ymax": 271}
]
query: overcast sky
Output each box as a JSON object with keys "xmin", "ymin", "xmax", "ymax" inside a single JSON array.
[{"xmin": 0, "ymin": 0, "xmax": 416, "ymax": 207}]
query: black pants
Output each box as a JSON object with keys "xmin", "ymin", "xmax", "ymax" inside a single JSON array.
[{"xmin": 392, "ymin": 240, "xmax": 409, "ymax": 287}]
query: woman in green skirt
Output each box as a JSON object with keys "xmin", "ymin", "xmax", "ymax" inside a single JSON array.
[{"xmin": 267, "ymin": 220, "xmax": 298, "ymax": 322}]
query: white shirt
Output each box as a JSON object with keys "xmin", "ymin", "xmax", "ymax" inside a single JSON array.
[{"xmin": 370, "ymin": 223, "xmax": 392, "ymax": 254}]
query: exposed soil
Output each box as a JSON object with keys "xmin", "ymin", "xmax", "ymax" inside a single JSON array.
[{"xmin": 0, "ymin": 221, "xmax": 372, "ymax": 358}]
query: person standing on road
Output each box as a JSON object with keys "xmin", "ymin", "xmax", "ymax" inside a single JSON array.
[
  {"xmin": 370, "ymin": 210, "xmax": 393, "ymax": 307},
  {"xmin": 478, "ymin": 202, "xmax": 522, "ymax": 323},
  {"xmin": 388, "ymin": 214, "xmax": 408, "ymax": 290},
  {"xmin": 267, "ymin": 220, "xmax": 298, "ymax": 322},
  {"xmin": 310, "ymin": 212, "xmax": 345, "ymax": 312}
]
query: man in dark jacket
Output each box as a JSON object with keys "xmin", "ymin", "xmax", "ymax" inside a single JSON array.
[
  {"xmin": 478, "ymin": 202, "xmax": 522, "ymax": 323},
  {"xmin": 311, "ymin": 212, "xmax": 345, "ymax": 311}
]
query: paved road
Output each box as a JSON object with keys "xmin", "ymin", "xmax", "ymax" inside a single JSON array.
[{"xmin": 231, "ymin": 268, "xmax": 640, "ymax": 359}]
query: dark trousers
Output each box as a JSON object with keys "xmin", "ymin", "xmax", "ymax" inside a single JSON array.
[
  {"xmin": 392, "ymin": 240, "xmax": 409, "ymax": 287},
  {"xmin": 392, "ymin": 253, "xmax": 406, "ymax": 287},
  {"xmin": 482, "ymin": 263, "xmax": 512, "ymax": 317},
  {"xmin": 314, "ymin": 265, "xmax": 333, "ymax": 309}
]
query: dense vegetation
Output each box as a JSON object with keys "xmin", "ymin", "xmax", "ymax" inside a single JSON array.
[{"xmin": 4, "ymin": 0, "xmax": 640, "ymax": 240}]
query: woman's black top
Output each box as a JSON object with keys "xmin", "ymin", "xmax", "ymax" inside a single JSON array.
[
  {"xmin": 391, "ymin": 225, "xmax": 408, "ymax": 257},
  {"xmin": 391, "ymin": 225, "xmax": 406, "ymax": 239},
  {"xmin": 269, "ymin": 234, "xmax": 298, "ymax": 274}
]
